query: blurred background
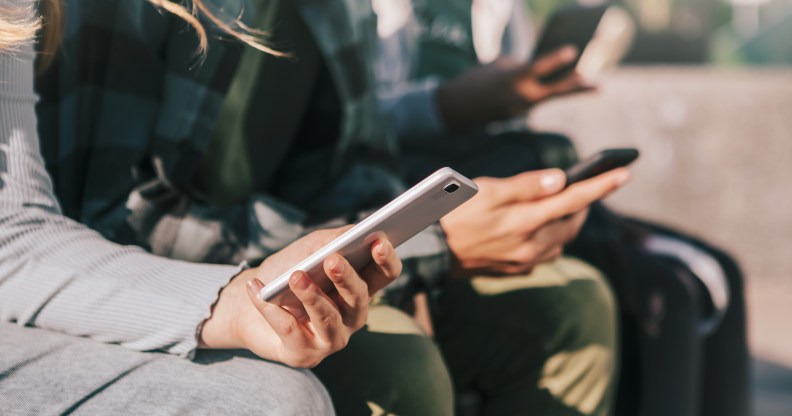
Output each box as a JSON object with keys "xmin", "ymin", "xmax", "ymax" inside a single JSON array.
[
  {"xmin": 524, "ymin": 0, "xmax": 790, "ymax": 414},
  {"xmin": 526, "ymin": 0, "xmax": 792, "ymax": 65}
]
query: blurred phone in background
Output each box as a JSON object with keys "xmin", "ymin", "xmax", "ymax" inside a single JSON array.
[{"xmin": 533, "ymin": 4, "xmax": 635, "ymax": 82}]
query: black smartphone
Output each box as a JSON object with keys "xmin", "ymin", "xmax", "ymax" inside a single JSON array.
[
  {"xmin": 532, "ymin": 4, "xmax": 610, "ymax": 83},
  {"xmin": 564, "ymin": 148, "xmax": 639, "ymax": 188}
]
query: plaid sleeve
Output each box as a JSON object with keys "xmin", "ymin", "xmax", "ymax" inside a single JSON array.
[{"xmin": 124, "ymin": 176, "xmax": 309, "ymax": 265}]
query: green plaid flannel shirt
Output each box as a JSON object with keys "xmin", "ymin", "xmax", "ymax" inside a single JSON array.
[{"xmin": 35, "ymin": 0, "xmax": 451, "ymax": 306}]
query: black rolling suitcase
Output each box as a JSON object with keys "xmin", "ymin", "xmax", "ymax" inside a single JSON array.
[{"xmin": 568, "ymin": 203, "xmax": 750, "ymax": 416}]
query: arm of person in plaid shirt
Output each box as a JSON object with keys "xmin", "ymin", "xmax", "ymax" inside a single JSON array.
[
  {"xmin": 28, "ymin": 0, "xmax": 450, "ymax": 313},
  {"xmin": 374, "ymin": 0, "xmax": 588, "ymax": 140}
]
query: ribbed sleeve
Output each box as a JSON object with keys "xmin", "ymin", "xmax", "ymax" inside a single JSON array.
[{"xmin": 0, "ymin": 41, "xmax": 239, "ymax": 358}]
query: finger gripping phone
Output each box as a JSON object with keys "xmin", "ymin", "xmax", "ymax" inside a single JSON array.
[
  {"xmin": 258, "ymin": 168, "xmax": 478, "ymax": 308},
  {"xmin": 564, "ymin": 148, "xmax": 639, "ymax": 188},
  {"xmin": 533, "ymin": 5, "xmax": 635, "ymax": 83}
]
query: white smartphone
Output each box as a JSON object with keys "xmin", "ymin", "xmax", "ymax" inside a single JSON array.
[{"xmin": 257, "ymin": 167, "xmax": 478, "ymax": 309}]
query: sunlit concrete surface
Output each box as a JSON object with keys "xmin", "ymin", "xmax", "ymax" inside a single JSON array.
[{"xmin": 529, "ymin": 66, "xmax": 792, "ymax": 415}]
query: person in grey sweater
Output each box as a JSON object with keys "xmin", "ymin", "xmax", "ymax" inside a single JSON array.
[
  {"xmin": 0, "ymin": 2, "xmax": 406, "ymax": 414},
  {"xmin": 3, "ymin": 1, "xmax": 632, "ymax": 414}
]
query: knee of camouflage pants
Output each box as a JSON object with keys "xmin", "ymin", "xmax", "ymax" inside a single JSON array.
[{"xmin": 433, "ymin": 257, "xmax": 619, "ymax": 416}]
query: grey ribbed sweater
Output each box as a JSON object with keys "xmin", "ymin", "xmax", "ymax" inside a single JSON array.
[{"xmin": 0, "ymin": 39, "xmax": 239, "ymax": 358}]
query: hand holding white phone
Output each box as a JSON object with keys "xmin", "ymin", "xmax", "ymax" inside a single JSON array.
[{"xmin": 257, "ymin": 168, "xmax": 478, "ymax": 310}]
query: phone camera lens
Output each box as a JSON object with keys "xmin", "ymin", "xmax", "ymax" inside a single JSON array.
[{"xmin": 444, "ymin": 183, "xmax": 460, "ymax": 194}]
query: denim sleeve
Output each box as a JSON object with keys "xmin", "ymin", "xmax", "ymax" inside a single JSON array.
[{"xmin": 378, "ymin": 79, "xmax": 447, "ymax": 141}]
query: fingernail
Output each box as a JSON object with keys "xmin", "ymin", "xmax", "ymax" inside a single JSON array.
[
  {"xmin": 291, "ymin": 271, "xmax": 310, "ymax": 290},
  {"xmin": 246, "ymin": 279, "xmax": 265, "ymax": 297},
  {"xmin": 376, "ymin": 241, "xmax": 390, "ymax": 257},
  {"xmin": 540, "ymin": 171, "xmax": 564, "ymax": 192},
  {"xmin": 561, "ymin": 46, "xmax": 578, "ymax": 61},
  {"xmin": 614, "ymin": 170, "xmax": 631, "ymax": 186},
  {"xmin": 329, "ymin": 255, "xmax": 346, "ymax": 275}
]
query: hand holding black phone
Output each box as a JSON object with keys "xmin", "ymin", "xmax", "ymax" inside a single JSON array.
[
  {"xmin": 533, "ymin": 5, "xmax": 609, "ymax": 83},
  {"xmin": 533, "ymin": 4, "xmax": 635, "ymax": 83}
]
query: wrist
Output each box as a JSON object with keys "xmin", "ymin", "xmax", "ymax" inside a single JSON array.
[
  {"xmin": 435, "ymin": 82, "xmax": 460, "ymax": 131},
  {"xmin": 438, "ymin": 218, "xmax": 468, "ymax": 279},
  {"xmin": 199, "ymin": 268, "xmax": 258, "ymax": 350}
]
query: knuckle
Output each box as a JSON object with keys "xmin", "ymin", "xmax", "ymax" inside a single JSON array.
[
  {"xmin": 562, "ymin": 226, "xmax": 579, "ymax": 242},
  {"xmin": 354, "ymin": 313, "xmax": 368, "ymax": 331},
  {"xmin": 300, "ymin": 293, "xmax": 321, "ymax": 309},
  {"xmin": 316, "ymin": 312, "xmax": 338, "ymax": 329},
  {"xmin": 497, "ymin": 216, "xmax": 518, "ymax": 236},
  {"xmin": 524, "ymin": 83, "xmax": 542, "ymax": 98},
  {"xmin": 276, "ymin": 318, "xmax": 297, "ymax": 336},
  {"xmin": 342, "ymin": 314, "xmax": 366, "ymax": 331},
  {"xmin": 513, "ymin": 245, "xmax": 538, "ymax": 264},
  {"xmin": 333, "ymin": 336, "xmax": 349, "ymax": 352},
  {"xmin": 347, "ymin": 291, "xmax": 368, "ymax": 309}
]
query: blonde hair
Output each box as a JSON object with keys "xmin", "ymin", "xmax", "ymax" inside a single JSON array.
[
  {"xmin": 148, "ymin": 0, "xmax": 285, "ymax": 58},
  {"xmin": 0, "ymin": 1, "xmax": 41, "ymax": 51},
  {"xmin": 0, "ymin": 0, "xmax": 281, "ymax": 58}
]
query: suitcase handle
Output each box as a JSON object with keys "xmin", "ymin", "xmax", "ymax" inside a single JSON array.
[{"xmin": 643, "ymin": 234, "xmax": 730, "ymax": 336}]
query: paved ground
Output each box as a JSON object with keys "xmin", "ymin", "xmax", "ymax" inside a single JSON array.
[
  {"xmin": 754, "ymin": 359, "xmax": 792, "ymax": 416},
  {"xmin": 528, "ymin": 67, "xmax": 792, "ymax": 415}
]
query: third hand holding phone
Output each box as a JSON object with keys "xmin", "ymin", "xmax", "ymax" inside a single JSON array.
[
  {"xmin": 440, "ymin": 167, "xmax": 630, "ymax": 277},
  {"xmin": 199, "ymin": 228, "xmax": 402, "ymax": 368},
  {"xmin": 435, "ymin": 45, "xmax": 595, "ymax": 133}
]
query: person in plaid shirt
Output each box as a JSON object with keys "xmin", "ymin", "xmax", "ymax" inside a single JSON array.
[
  {"xmin": 35, "ymin": 0, "xmax": 629, "ymax": 414},
  {"xmin": 1, "ymin": 1, "xmax": 413, "ymax": 415}
]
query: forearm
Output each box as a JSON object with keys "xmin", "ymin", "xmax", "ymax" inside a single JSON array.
[
  {"xmin": 0, "ymin": 122, "xmax": 240, "ymax": 357},
  {"xmin": 434, "ymin": 74, "xmax": 515, "ymax": 132},
  {"xmin": 0, "ymin": 210, "xmax": 239, "ymax": 357},
  {"xmin": 0, "ymin": 43, "xmax": 239, "ymax": 358}
]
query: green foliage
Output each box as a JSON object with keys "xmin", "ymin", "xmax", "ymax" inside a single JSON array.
[{"xmin": 523, "ymin": 0, "xmax": 576, "ymax": 24}]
